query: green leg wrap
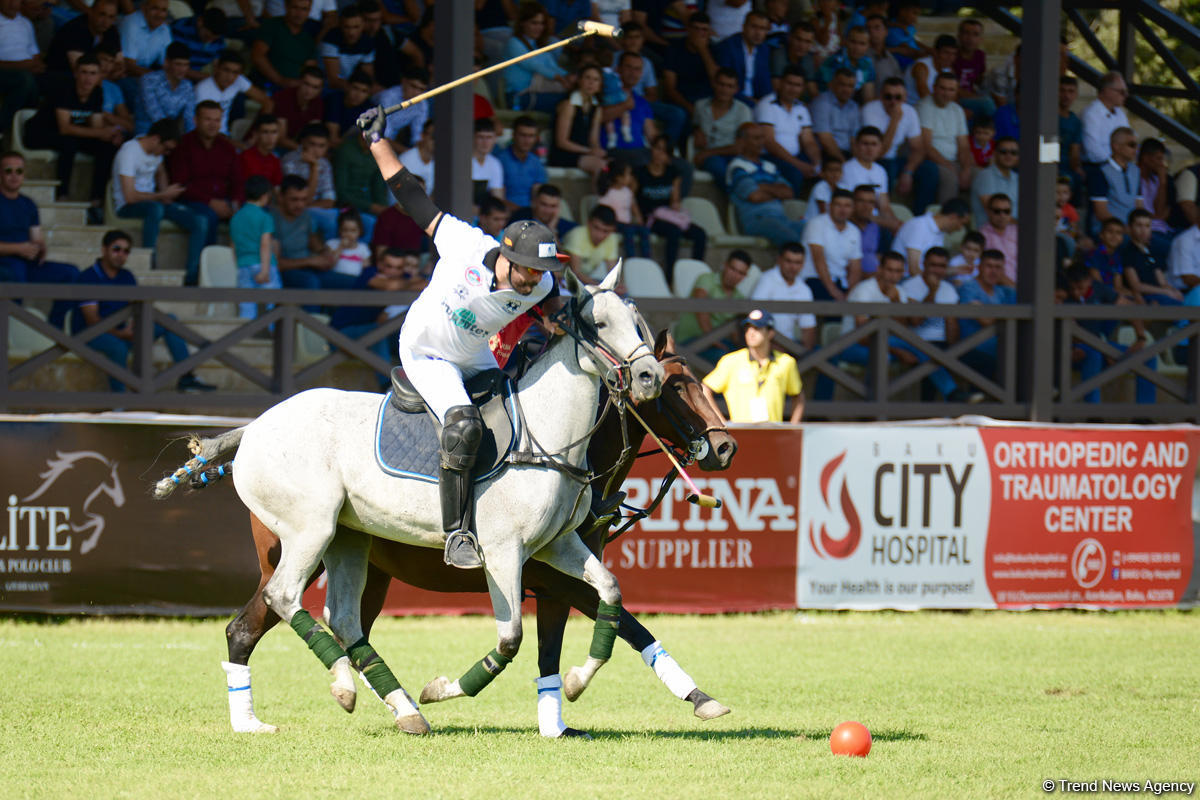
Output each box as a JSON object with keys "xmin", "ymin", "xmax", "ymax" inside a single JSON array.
[
  {"xmin": 458, "ymin": 648, "xmax": 513, "ymax": 697},
  {"xmin": 347, "ymin": 637, "xmax": 401, "ymax": 698},
  {"xmin": 289, "ymin": 610, "xmax": 347, "ymax": 670},
  {"xmin": 589, "ymin": 601, "xmax": 622, "ymax": 661}
]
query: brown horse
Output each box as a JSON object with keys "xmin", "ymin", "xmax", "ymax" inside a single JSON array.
[{"xmin": 221, "ymin": 331, "xmax": 737, "ymax": 737}]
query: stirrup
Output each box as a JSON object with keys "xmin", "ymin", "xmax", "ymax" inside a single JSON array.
[{"xmin": 444, "ymin": 529, "xmax": 483, "ymax": 569}]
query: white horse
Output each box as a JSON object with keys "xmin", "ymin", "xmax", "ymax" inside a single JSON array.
[{"xmin": 155, "ymin": 264, "xmax": 663, "ymax": 734}]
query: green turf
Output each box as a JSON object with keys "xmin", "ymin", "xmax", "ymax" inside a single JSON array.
[{"xmin": 2, "ymin": 611, "xmax": 1197, "ymax": 799}]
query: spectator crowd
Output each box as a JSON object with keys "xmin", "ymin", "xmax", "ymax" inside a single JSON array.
[{"xmin": 0, "ymin": 0, "xmax": 1197, "ymax": 413}]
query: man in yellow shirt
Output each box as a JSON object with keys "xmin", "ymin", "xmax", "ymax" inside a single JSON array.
[{"xmin": 702, "ymin": 309, "xmax": 805, "ymax": 423}]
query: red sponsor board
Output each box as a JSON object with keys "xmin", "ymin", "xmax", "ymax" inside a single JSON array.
[
  {"xmin": 980, "ymin": 428, "xmax": 1198, "ymax": 608},
  {"xmin": 303, "ymin": 426, "xmax": 804, "ymax": 616},
  {"xmin": 601, "ymin": 426, "xmax": 803, "ymax": 613}
]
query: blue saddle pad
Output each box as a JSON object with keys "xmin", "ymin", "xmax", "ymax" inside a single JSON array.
[{"xmin": 373, "ymin": 387, "xmax": 519, "ymax": 483}]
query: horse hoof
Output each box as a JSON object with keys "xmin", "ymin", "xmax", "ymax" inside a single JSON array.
[
  {"xmin": 563, "ymin": 667, "xmax": 587, "ymax": 702},
  {"xmin": 419, "ymin": 676, "xmax": 453, "ymax": 704},
  {"xmin": 558, "ymin": 727, "xmax": 593, "ymax": 740},
  {"xmin": 331, "ymin": 684, "xmax": 357, "ymax": 712},
  {"xmin": 232, "ymin": 719, "xmax": 279, "ymax": 734},
  {"xmin": 395, "ymin": 712, "xmax": 431, "ymax": 735},
  {"xmin": 693, "ymin": 692, "xmax": 731, "ymax": 720}
]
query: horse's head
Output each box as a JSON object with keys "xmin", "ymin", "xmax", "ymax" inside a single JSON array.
[
  {"xmin": 643, "ymin": 329, "xmax": 738, "ymax": 471},
  {"xmin": 563, "ymin": 261, "xmax": 664, "ymax": 404}
]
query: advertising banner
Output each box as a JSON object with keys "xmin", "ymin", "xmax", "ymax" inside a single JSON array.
[
  {"xmin": 2, "ymin": 416, "xmax": 1195, "ymax": 616},
  {"xmin": 798, "ymin": 424, "xmax": 1199, "ymax": 609},
  {"xmin": 0, "ymin": 415, "xmax": 259, "ymax": 614}
]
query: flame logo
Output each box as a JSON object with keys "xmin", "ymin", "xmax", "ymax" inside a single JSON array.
[{"xmin": 808, "ymin": 450, "xmax": 861, "ymax": 559}]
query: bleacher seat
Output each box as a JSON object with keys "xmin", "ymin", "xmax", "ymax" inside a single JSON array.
[
  {"xmin": 558, "ymin": 199, "xmax": 574, "ymax": 222},
  {"xmin": 7, "ymin": 307, "xmax": 55, "ymax": 360},
  {"xmin": 724, "ymin": 202, "xmax": 772, "ymax": 248},
  {"xmin": 13, "ymin": 108, "xmax": 94, "ymax": 192},
  {"xmin": 741, "ymin": 263, "xmax": 763, "ymax": 296},
  {"xmin": 672, "ymin": 258, "xmax": 712, "ymax": 297},
  {"xmin": 782, "ymin": 198, "xmax": 807, "ymax": 219},
  {"xmin": 579, "ymin": 193, "xmax": 598, "ymax": 221},
  {"xmin": 892, "ymin": 203, "xmax": 914, "ymax": 223},
  {"xmin": 104, "ymin": 180, "xmax": 182, "ymax": 232},
  {"xmin": 198, "ymin": 245, "xmax": 237, "ymax": 316},
  {"xmin": 681, "ymin": 196, "xmax": 763, "ymax": 248},
  {"xmin": 167, "ymin": 0, "xmax": 191, "ymax": 20},
  {"xmin": 621, "ymin": 257, "xmax": 672, "ymax": 298}
]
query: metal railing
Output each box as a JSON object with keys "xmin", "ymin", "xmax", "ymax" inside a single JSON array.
[{"xmin": 5, "ymin": 284, "xmax": 1200, "ymax": 422}]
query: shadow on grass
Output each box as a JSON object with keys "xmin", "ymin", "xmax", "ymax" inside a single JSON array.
[{"xmin": 402, "ymin": 725, "xmax": 929, "ymax": 742}]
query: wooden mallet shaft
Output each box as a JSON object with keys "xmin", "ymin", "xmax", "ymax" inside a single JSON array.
[
  {"xmin": 379, "ymin": 21, "xmax": 622, "ymax": 116},
  {"xmin": 626, "ymin": 406, "xmax": 722, "ymax": 509}
]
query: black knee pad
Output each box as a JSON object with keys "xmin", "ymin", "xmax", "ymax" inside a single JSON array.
[{"xmin": 441, "ymin": 405, "xmax": 483, "ymax": 470}]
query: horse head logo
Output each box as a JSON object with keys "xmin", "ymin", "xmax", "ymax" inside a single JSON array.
[
  {"xmin": 808, "ymin": 450, "xmax": 862, "ymax": 559},
  {"xmin": 21, "ymin": 451, "xmax": 125, "ymax": 555}
]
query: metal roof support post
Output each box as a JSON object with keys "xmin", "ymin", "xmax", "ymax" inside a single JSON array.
[
  {"xmin": 1016, "ymin": 0, "xmax": 1062, "ymax": 421},
  {"xmin": 431, "ymin": 0, "xmax": 474, "ymax": 220}
]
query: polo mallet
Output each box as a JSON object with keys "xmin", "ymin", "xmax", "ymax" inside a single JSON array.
[
  {"xmin": 376, "ymin": 21, "xmax": 624, "ymax": 117},
  {"xmin": 626, "ymin": 405, "xmax": 722, "ymax": 509}
]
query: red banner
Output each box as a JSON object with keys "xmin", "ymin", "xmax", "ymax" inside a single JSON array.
[{"xmin": 980, "ymin": 428, "xmax": 1197, "ymax": 608}]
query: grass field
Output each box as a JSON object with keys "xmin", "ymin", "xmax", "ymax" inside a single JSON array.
[{"xmin": 2, "ymin": 611, "xmax": 1198, "ymax": 799}]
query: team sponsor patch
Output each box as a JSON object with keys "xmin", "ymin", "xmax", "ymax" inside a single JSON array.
[
  {"xmin": 503, "ymin": 300, "xmax": 522, "ymax": 313},
  {"xmin": 464, "ymin": 267, "xmax": 484, "ymax": 286},
  {"xmin": 538, "ymin": 243, "xmax": 557, "ymax": 258}
]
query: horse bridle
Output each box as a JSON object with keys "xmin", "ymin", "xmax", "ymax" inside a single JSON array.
[
  {"xmin": 550, "ymin": 290, "xmax": 656, "ymax": 400},
  {"xmin": 648, "ymin": 355, "xmax": 726, "ymax": 465}
]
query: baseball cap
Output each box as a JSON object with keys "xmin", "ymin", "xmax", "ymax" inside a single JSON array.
[
  {"xmin": 499, "ymin": 220, "xmax": 570, "ymax": 272},
  {"xmin": 741, "ymin": 309, "xmax": 775, "ymax": 329}
]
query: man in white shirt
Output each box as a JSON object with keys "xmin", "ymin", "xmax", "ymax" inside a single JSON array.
[
  {"xmin": 839, "ymin": 126, "xmax": 900, "ymax": 231},
  {"xmin": 1167, "ymin": 223, "xmax": 1200, "ymax": 301},
  {"xmin": 398, "ymin": 118, "xmax": 434, "ymax": 194},
  {"xmin": 470, "ymin": 117, "xmax": 504, "ymax": 205},
  {"xmin": 916, "ymin": 72, "xmax": 972, "ymax": 211},
  {"xmin": 194, "ymin": 49, "xmax": 274, "ymax": 135},
  {"xmin": 1081, "ymin": 71, "xmax": 1131, "ymax": 168},
  {"xmin": 860, "ymin": 77, "xmax": 927, "ymax": 196},
  {"xmin": 837, "ymin": 249, "xmax": 966, "ymax": 400},
  {"xmin": 801, "ymin": 189, "xmax": 863, "ymax": 300},
  {"xmin": 891, "ymin": 197, "xmax": 970, "ymax": 277},
  {"xmin": 750, "ymin": 241, "xmax": 817, "ymax": 348},
  {"xmin": 899, "ymin": 246, "xmax": 959, "ymax": 345},
  {"xmin": 754, "ymin": 65, "xmax": 821, "ymax": 192},
  {"xmin": 0, "ymin": 0, "xmax": 41, "ymax": 135},
  {"xmin": 360, "ymin": 105, "xmax": 568, "ymax": 568}
]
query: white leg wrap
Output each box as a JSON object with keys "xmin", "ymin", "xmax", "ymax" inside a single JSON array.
[
  {"xmin": 640, "ymin": 641, "xmax": 698, "ymax": 700},
  {"xmin": 536, "ymin": 674, "xmax": 567, "ymax": 737},
  {"xmin": 222, "ymin": 661, "xmax": 278, "ymax": 733}
]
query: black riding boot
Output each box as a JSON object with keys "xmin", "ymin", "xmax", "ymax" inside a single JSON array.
[{"xmin": 439, "ymin": 405, "xmax": 484, "ymax": 569}]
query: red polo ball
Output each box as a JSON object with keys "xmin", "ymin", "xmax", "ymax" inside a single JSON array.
[{"xmin": 830, "ymin": 721, "xmax": 872, "ymax": 757}]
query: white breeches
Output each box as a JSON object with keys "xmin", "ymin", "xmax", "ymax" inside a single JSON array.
[{"xmin": 398, "ymin": 339, "xmax": 499, "ymax": 423}]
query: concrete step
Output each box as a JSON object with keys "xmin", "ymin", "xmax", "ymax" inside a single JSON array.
[
  {"xmin": 38, "ymin": 202, "xmax": 90, "ymax": 226},
  {"xmin": 44, "ymin": 224, "xmax": 108, "ymax": 248},
  {"xmin": 23, "ymin": 180, "xmax": 59, "ymax": 206}
]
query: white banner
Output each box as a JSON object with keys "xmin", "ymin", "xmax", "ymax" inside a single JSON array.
[{"xmin": 797, "ymin": 427, "xmax": 995, "ymax": 608}]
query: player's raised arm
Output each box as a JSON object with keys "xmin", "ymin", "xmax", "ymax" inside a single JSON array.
[{"xmin": 358, "ymin": 105, "xmax": 443, "ymax": 237}]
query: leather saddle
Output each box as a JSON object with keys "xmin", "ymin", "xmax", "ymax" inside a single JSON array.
[{"xmin": 374, "ymin": 367, "xmax": 520, "ymax": 483}]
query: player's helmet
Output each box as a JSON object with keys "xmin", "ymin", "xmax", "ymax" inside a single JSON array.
[{"xmin": 499, "ymin": 220, "xmax": 570, "ymax": 272}]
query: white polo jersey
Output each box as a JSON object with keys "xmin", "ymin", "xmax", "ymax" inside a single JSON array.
[
  {"xmin": 801, "ymin": 213, "xmax": 862, "ymax": 286},
  {"xmin": 399, "ymin": 214, "xmax": 553, "ymax": 366},
  {"xmin": 839, "ymin": 158, "xmax": 889, "ymax": 195},
  {"xmin": 754, "ymin": 93, "xmax": 813, "ymax": 158},
  {"xmin": 899, "ymin": 274, "xmax": 959, "ymax": 342}
]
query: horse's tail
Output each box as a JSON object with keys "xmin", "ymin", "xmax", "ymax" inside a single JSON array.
[{"xmin": 153, "ymin": 427, "xmax": 245, "ymax": 499}]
